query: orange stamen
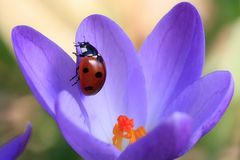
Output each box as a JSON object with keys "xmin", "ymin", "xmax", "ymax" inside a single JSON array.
[{"xmin": 112, "ymin": 115, "xmax": 146, "ymax": 150}]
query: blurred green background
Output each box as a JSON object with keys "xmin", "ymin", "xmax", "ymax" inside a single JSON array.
[{"xmin": 0, "ymin": 0, "xmax": 240, "ymax": 160}]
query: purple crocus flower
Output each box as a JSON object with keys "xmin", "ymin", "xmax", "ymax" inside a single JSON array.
[
  {"xmin": 0, "ymin": 123, "xmax": 32, "ymax": 160},
  {"xmin": 11, "ymin": 2, "xmax": 234, "ymax": 160}
]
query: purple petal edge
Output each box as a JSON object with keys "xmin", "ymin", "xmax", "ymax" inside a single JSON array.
[
  {"xmin": 0, "ymin": 123, "xmax": 32, "ymax": 160},
  {"xmin": 163, "ymin": 71, "xmax": 234, "ymax": 155},
  {"xmin": 11, "ymin": 26, "xmax": 89, "ymax": 123},
  {"xmin": 139, "ymin": 2, "xmax": 205, "ymax": 130},
  {"xmin": 187, "ymin": 71, "xmax": 234, "ymax": 153}
]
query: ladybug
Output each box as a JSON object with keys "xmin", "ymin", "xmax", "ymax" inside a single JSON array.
[{"xmin": 70, "ymin": 42, "xmax": 106, "ymax": 95}]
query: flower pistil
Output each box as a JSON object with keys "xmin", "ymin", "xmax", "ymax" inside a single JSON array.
[{"xmin": 112, "ymin": 115, "xmax": 146, "ymax": 150}]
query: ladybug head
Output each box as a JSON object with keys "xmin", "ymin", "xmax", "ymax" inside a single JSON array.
[
  {"xmin": 79, "ymin": 42, "xmax": 99, "ymax": 56},
  {"xmin": 79, "ymin": 42, "xmax": 90, "ymax": 48}
]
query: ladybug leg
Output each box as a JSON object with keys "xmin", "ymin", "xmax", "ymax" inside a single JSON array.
[
  {"xmin": 72, "ymin": 52, "xmax": 84, "ymax": 57},
  {"xmin": 71, "ymin": 77, "xmax": 80, "ymax": 86},
  {"xmin": 72, "ymin": 52, "xmax": 78, "ymax": 56},
  {"xmin": 70, "ymin": 66, "xmax": 79, "ymax": 81},
  {"xmin": 74, "ymin": 42, "xmax": 80, "ymax": 47},
  {"xmin": 71, "ymin": 66, "xmax": 80, "ymax": 86},
  {"xmin": 70, "ymin": 74, "xmax": 78, "ymax": 81}
]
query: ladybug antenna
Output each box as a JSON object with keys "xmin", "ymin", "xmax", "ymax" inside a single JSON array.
[
  {"xmin": 73, "ymin": 42, "xmax": 79, "ymax": 48},
  {"xmin": 83, "ymin": 35, "xmax": 86, "ymax": 42}
]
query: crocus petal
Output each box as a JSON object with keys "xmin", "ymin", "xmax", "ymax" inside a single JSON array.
[
  {"xmin": 12, "ymin": 26, "xmax": 88, "ymax": 119},
  {"xmin": 55, "ymin": 90, "xmax": 120, "ymax": 160},
  {"xmin": 138, "ymin": 2, "xmax": 205, "ymax": 129},
  {"xmin": 0, "ymin": 123, "xmax": 32, "ymax": 160},
  {"xmin": 163, "ymin": 71, "xmax": 234, "ymax": 154},
  {"xmin": 75, "ymin": 15, "xmax": 147, "ymax": 140},
  {"xmin": 118, "ymin": 112, "xmax": 192, "ymax": 160}
]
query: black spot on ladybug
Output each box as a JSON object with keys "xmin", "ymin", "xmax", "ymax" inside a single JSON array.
[
  {"xmin": 95, "ymin": 72, "xmax": 103, "ymax": 78},
  {"xmin": 83, "ymin": 68, "xmax": 89, "ymax": 73},
  {"xmin": 85, "ymin": 86, "xmax": 94, "ymax": 91}
]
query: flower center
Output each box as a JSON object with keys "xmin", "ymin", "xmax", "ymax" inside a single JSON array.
[{"xmin": 112, "ymin": 115, "xmax": 146, "ymax": 150}]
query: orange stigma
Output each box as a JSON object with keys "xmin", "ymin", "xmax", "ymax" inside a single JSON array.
[{"xmin": 112, "ymin": 115, "xmax": 146, "ymax": 150}]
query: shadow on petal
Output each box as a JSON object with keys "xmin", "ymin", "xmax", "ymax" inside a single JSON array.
[{"xmin": 55, "ymin": 91, "xmax": 120, "ymax": 160}]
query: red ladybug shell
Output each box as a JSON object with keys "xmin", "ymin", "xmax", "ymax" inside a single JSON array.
[{"xmin": 79, "ymin": 56, "xmax": 106, "ymax": 95}]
